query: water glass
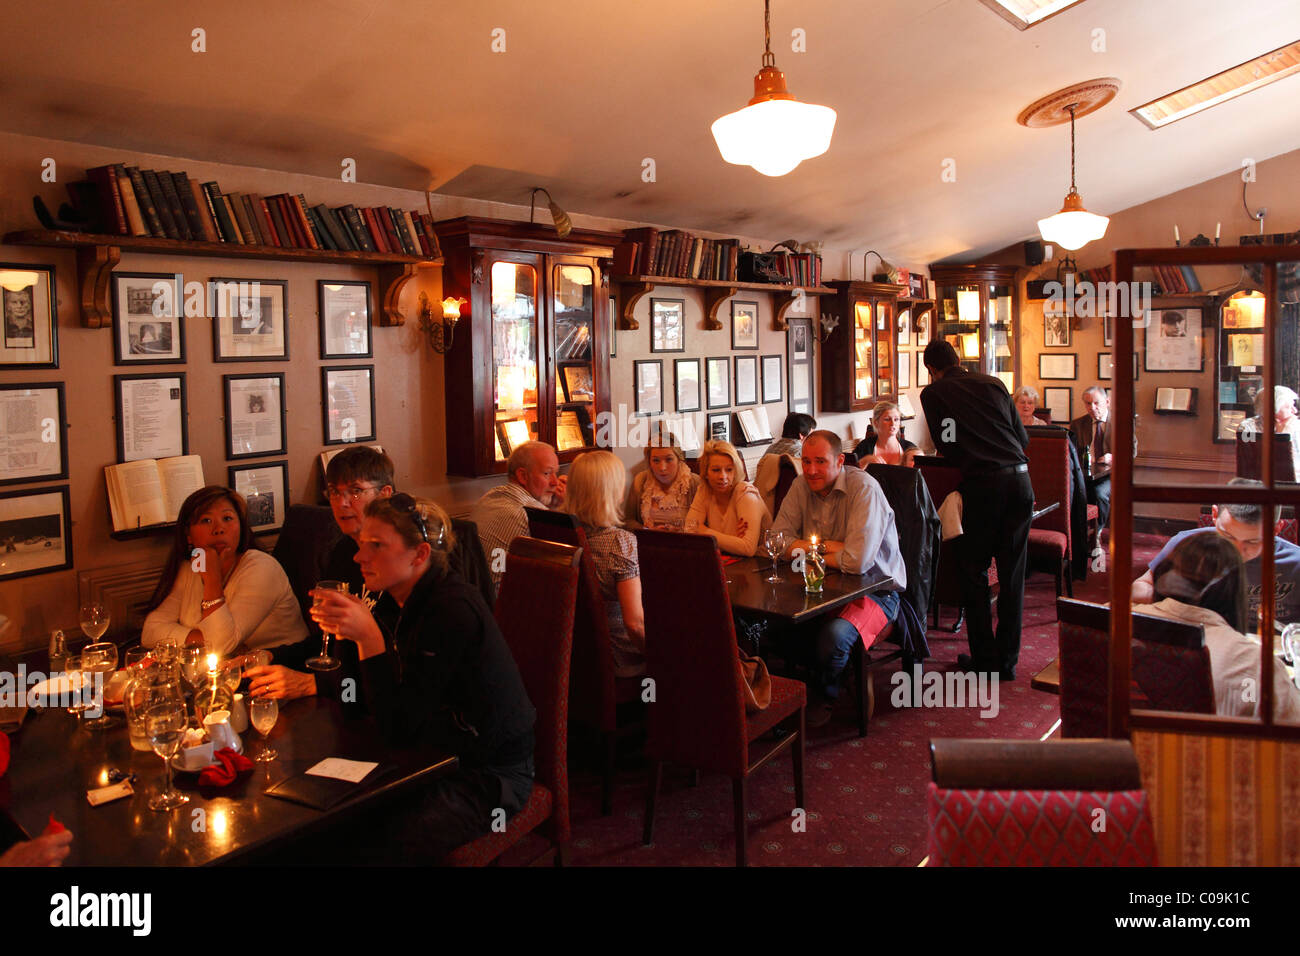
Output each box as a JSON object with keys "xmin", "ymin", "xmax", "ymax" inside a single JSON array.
[
  {"xmin": 249, "ymin": 695, "xmax": 279, "ymax": 762},
  {"xmin": 80, "ymin": 642, "xmax": 119, "ymax": 730},
  {"xmin": 78, "ymin": 603, "xmax": 110, "ymax": 643},
  {"xmin": 146, "ymin": 701, "xmax": 190, "ymax": 811},
  {"xmin": 763, "ymin": 529, "xmax": 786, "ymax": 583}
]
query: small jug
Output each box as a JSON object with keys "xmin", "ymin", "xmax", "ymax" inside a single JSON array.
[
  {"xmin": 228, "ymin": 693, "xmax": 249, "ymax": 734},
  {"xmin": 203, "ymin": 710, "xmax": 241, "ymax": 754}
]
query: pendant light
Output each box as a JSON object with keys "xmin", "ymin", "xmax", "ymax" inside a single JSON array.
[
  {"xmin": 711, "ymin": 0, "xmax": 836, "ymax": 177},
  {"xmin": 1036, "ymin": 104, "xmax": 1109, "ymax": 250}
]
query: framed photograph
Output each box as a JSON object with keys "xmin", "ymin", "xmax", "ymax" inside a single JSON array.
[
  {"xmin": 223, "ymin": 373, "xmax": 286, "ymax": 460},
  {"xmin": 1098, "ymin": 352, "xmax": 1139, "ymax": 381},
  {"xmin": 210, "ymin": 277, "xmax": 289, "ymax": 361},
  {"xmin": 634, "ymin": 360, "xmax": 663, "ymax": 417},
  {"xmin": 114, "ymin": 373, "xmax": 187, "ymax": 462},
  {"xmin": 898, "ymin": 309, "xmax": 911, "ymax": 346},
  {"xmin": 0, "ymin": 485, "xmax": 72, "ymax": 581},
  {"xmin": 113, "ymin": 272, "xmax": 184, "ymax": 364},
  {"xmin": 1038, "ymin": 353, "xmax": 1077, "ymax": 380},
  {"xmin": 0, "ymin": 383, "xmax": 67, "ymax": 485},
  {"xmin": 1103, "ymin": 313, "xmax": 1113, "ymax": 347},
  {"xmin": 761, "ymin": 354, "xmax": 783, "ymax": 403},
  {"xmin": 318, "ymin": 280, "xmax": 373, "ymax": 359},
  {"xmin": 707, "ymin": 411, "xmax": 731, "ymax": 444},
  {"xmin": 731, "ymin": 300, "xmax": 759, "ymax": 350},
  {"xmin": 916, "ymin": 360, "xmax": 931, "ymax": 387},
  {"xmin": 609, "ymin": 295, "xmax": 617, "ymax": 358},
  {"xmin": 1144, "ymin": 308, "xmax": 1203, "ymax": 372},
  {"xmin": 0, "ymin": 263, "xmax": 57, "ymax": 368},
  {"xmin": 1043, "ymin": 310, "xmax": 1071, "ymax": 347},
  {"xmin": 791, "ymin": 320, "xmax": 811, "ymax": 361},
  {"xmin": 706, "ymin": 356, "xmax": 730, "ymax": 409},
  {"xmin": 650, "ymin": 297, "xmax": 685, "ymax": 353},
  {"xmin": 734, "ymin": 355, "xmax": 758, "ymax": 406},
  {"xmin": 495, "ymin": 419, "xmax": 534, "ymax": 456},
  {"xmin": 560, "ymin": 365, "xmax": 594, "ymax": 404},
  {"xmin": 1043, "ymin": 387, "xmax": 1073, "ymax": 424},
  {"xmin": 1218, "ymin": 408, "xmax": 1247, "ymax": 441},
  {"xmin": 674, "ymin": 358, "xmax": 701, "ymax": 413},
  {"xmin": 787, "ymin": 318, "xmax": 813, "ymax": 414},
  {"xmin": 228, "ymin": 460, "xmax": 288, "ymax": 534},
  {"xmin": 898, "ymin": 352, "xmax": 911, "ymax": 389},
  {"xmin": 322, "ymin": 365, "xmax": 376, "ymax": 445},
  {"xmin": 915, "ymin": 308, "xmax": 932, "ymax": 347}
]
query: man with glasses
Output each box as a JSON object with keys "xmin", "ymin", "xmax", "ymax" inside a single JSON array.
[
  {"xmin": 1131, "ymin": 478, "xmax": 1300, "ymax": 626},
  {"xmin": 471, "ymin": 441, "xmax": 566, "ymax": 586}
]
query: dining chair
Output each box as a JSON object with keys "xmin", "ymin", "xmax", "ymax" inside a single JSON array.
[
  {"xmin": 526, "ymin": 506, "xmax": 642, "ymax": 815},
  {"xmin": 925, "ymin": 738, "xmax": 1158, "ymax": 866},
  {"xmin": 634, "ymin": 529, "xmax": 806, "ymax": 867},
  {"xmin": 773, "ymin": 455, "xmax": 798, "ymax": 517},
  {"xmin": 913, "ymin": 456, "xmax": 997, "ymax": 633},
  {"xmin": 444, "ymin": 536, "xmax": 580, "ymax": 867},
  {"xmin": 1025, "ymin": 429, "xmax": 1074, "ymax": 602}
]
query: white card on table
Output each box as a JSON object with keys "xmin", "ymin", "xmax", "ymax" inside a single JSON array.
[{"xmin": 305, "ymin": 758, "xmax": 378, "ymax": 783}]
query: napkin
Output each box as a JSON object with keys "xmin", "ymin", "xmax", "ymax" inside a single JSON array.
[
  {"xmin": 42, "ymin": 812, "xmax": 67, "ymax": 835},
  {"xmin": 0, "ymin": 731, "xmax": 8, "ymax": 777},
  {"xmin": 198, "ymin": 747, "xmax": 254, "ymax": 787}
]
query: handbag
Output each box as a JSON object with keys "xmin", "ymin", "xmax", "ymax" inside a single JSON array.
[{"xmin": 738, "ymin": 651, "xmax": 772, "ymax": 712}]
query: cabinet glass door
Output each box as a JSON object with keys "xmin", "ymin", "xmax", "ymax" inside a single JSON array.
[
  {"xmin": 988, "ymin": 282, "xmax": 1014, "ymax": 390},
  {"xmin": 490, "ymin": 259, "xmax": 539, "ymax": 462},
  {"xmin": 853, "ymin": 299, "xmax": 874, "ymax": 401},
  {"xmin": 553, "ymin": 264, "xmax": 596, "ymax": 453},
  {"xmin": 875, "ymin": 300, "xmax": 894, "ymax": 398},
  {"xmin": 938, "ymin": 283, "xmax": 982, "ymax": 373}
]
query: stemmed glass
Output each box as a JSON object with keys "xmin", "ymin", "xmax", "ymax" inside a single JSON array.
[
  {"xmin": 79, "ymin": 642, "xmax": 119, "ymax": 730},
  {"xmin": 221, "ymin": 656, "xmax": 245, "ymax": 694},
  {"xmin": 146, "ymin": 700, "xmax": 190, "ymax": 811},
  {"xmin": 763, "ymin": 529, "xmax": 787, "ymax": 583},
  {"xmin": 63, "ymin": 654, "xmax": 87, "ymax": 716},
  {"xmin": 306, "ymin": 579, "xmax": 344, "ymax": 671},
  {"xmin": 249, "ymin": 695, "xmax": 278, "ymax": 762},
  {"xmin": 180, "ymin": 645, "xmax": 207, "ymax": 722},
  {"xmin": 78, "ymin": 602, "xmax": 110, "ymax": 643}
]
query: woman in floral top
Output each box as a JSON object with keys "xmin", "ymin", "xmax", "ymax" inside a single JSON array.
[{"xmin": 623, "ymin": 435, "xmax": 701, "ymax": 531}]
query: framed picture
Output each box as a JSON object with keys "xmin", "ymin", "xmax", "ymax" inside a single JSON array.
[
  {"xmin": 761, "ymin": 354, "xmax": 782, "ymax": 403},
  {"xmin": 0, "ymin": 485, "xmax": 72, "ymax": 581},
  {"xmin": 114, "ymin": 373, "xmax": 187, "ymax": 462},
  {"xmin": 228, "ymin": 460, "xmax": 288, "ymax": 534},
  {"xmin": 1098, "ymin": 352, "xmax": 1139, "ymax": 381},
  {"xmin": 706, "ymin": 356, "xmax": 730, "ymax": 409},
  {"xmin": 322, "ymin": 365, "xmax": 376, "ymax": 445},
  {"xmin": 1218, "ymin": 408, "xmax": 1247, "ymax": 441},
  {"xmin": 790, "ymin": 319, "xmax": 811, "ymax": 362},
  {"xmin": 495, "ymin": 419, "xmax": 534, "ymax": 456},
  {"xmin": 210, "ymin": 277, "xmax": 289, "ymax": 361},
  {"xmin": 223, "ymin": 373, "xmax": 286, "ymax": 460},
  {"xmin": 898, "ymin": 352, "xmax": 911, "ymax": 389},
  {"xmin": 734, "ymin": 355, "xmax": 758, "ymax": 406},
  {"xmin": 560, "ymin": 365, "xmax": 594, "ymax": 404},
  {"xmin": 674, "ymin": 358, "xmax": 701, "ymax": 413},
  {"xmin": 916, "ymin": 360, "xmax": 930, "ymax": 387},
  {"xmin": 1038, "ymin": 353, "xmax": 1077, "ymax": 380},
  {"xmin": 707, "ymin": 411, "xmax": 731, "ymax": 444},
  {"xmin": 1043, "ymin": 310, "xmax": 1071, "ymax": 347},
  {"xmin": 731, "ymin": 300, "xmax": 759, "ymax": 350},
  {"xmin": 1103, "ymin": 313, "xmax": 1113, "ymax": 347},
  {"xmin": 0, "ymin": 263, "xmax": 57, "ymax": 368},
  {"xmin": 650, "ymin": 298, "xmax": 685, "ymax": 353},
  {"xmin": 318, "ymin": 280, "xmax": 373, "ymax": 359},
  {"xmin": 1145, "ymin": 308, "xmax": 1203, "ymax": 372},
  {"xmin": 787, "ymin": 318, "xmax": 813, "ymax": 414},
  {"xmin": 634, "ymin": 360, "xmax": 663, "ymax": 417},
  {"xmin": 113, "ymin": 272, "xmax": 184, "ymax": 364},
  {"xmin": 609, "ymin": 295, "xmax": 617, "ymax": 357},
  {"xmin": 898, "ymin": 309, "xmax": 911, "ymax": 346},
  {"xmin": 1043, "ymin": 387, "xmax": 1072, "ymax": 424},
  {"xmin": 915, "ymin": 309, "xmax": 932, "ymax": 347},
  {"xmin": 0, "ymin": 383, "xmax": 67, "ymax": 485}
]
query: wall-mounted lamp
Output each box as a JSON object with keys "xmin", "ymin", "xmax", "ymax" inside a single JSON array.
[
  {"xmin": 862, "ymin": 250, "xmax": 899, "ymax": 284},
  {"xmin": 529, "ymin": 187, "xmax": 572, "ymax": 238},
  {"xmin": 419, "ymin": 292, "xmax": 463, "ymax": 353},
  {"xmin": 818, "ymin": 310, "xmax": 840, "ymax": 342}
]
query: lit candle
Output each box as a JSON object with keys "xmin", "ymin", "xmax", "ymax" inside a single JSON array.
[
  {"xmin": 809, "ymin": 534, "xmax": 819, "ymax": 549},
  {"xmin": 1174, "ymin": 225, "xmax": 1180, "ymax": 244},
  {"xmin": 1216, "ymin": 222, "xmax": 1221, "ymax": 240},
  {"xmin": 206, "ymin": 653, "xmax": 218, "ymax": 675}
]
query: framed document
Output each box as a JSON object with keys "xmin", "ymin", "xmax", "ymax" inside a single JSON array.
[
  {"xmin": 228, "ymin": 460, "xmax": 288, "ymax": 534},
  {"xmin": 0, "ymin": 383, "xmax": 67, "ymax": 485},
  {"xmin": 1144, "ymin": 308, "xmax": 1203, "ymax": 372},
  {"xmin": 761, "ymin": 354, "xmax": 782, "ymax": 403},
  {"xmin": 787, "ymin": 318, "xmax": 813, "ymax": 414},
  {"xmin": 790, "ymin": 319, "xmax": 811, "ymax": 361},
  {"xmin": 210, "ymin": 277, "xmax": 289, "ymax": 361},
  {"xmin": 318, "ymin": 280, "xmax": 373, "ymax": 359},
  {"xmin": 0, "ymin": 485, "xmax": 72, "ymax": 581},
  {"xmin": 650, "ymin": 298, "xmax": 685, "ymax": 353},
  {"xmin": 223, "ymin": 373, "xmax": 287, "ymax": 460},
  {"xmin": 0, "ymin": 263, "xmax": 57, "ymax": 368},
  {"xmin": 1038, "ymin": 353, "xmax": 1077, "ymax": 380},
  {"xmin": 914, "ymin": 309, "xmax": 931, "ymax": 348},
  {"xmin": 496, "ymin": 419, "xmax": 533, "ymax": 455},
  {"xmin": 1098, "ymin": 351, "xmax": 1139, "ymax": 380},
  {"xmin": 1043, "ymin": 387, "xmax": 1072, "ymax": 424},
  {"xmin": 634, "ymin": 360, "xmax": 663, "ymax": 417},
  {"xmin": 734, "ymin": 355, "xmax": 758, "ymax": 406},
  {"xmin": 731, "ymin": 301, "xmax": 759, "ymax": 350},
  {"xmin": 114, "ymin": 373, "xmax": 188, "ymax": 463},
  {"xmin": 790, "ymin": 362, "xmax": 812, "ymax": 411},
  {"xmin": 113, "ymin": 273, "xmax": 185, "ymax": 364},
  {"xmin": 898, "ymin": 308, "xmax": 911, "ymax": 347},
  {"xmin": 608, "ymin": 295, "xmax": 618, "ymax": 357},
  {"xmin": 674, "ymin": 358, "xmax": 701, "ymax": 413},
  {"xmin": 707, "ymin": 411, "xmax": 731, "ymax": 444},
  {"xmin": 706, "ymin": 356, "xmax": 730, "ymax": 409},
  {"xmin": 898, "ymin": 352, "xmax": 911, "ymax": 389},
  {"xmin": 321, "ymin": 365, "xmax": 376, "ymax": 445},
  {"xmin": 916, "ymin": 361, "xmax": 930, "ymax": 387},
  {"xmin": 560, "ymin": 365, "xmax": 594, "ymax": 404}
]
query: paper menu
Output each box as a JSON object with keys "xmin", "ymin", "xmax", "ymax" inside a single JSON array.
[{"xmin": 305, "ymin": 758, "xmax": 378, "ymax": 783}]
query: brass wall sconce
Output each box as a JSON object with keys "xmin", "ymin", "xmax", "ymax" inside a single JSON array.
[
  {"xmin": 419, "ymin": 292, "xmax": 463, "ymax": 353},
  {"xmin": 529, "ymin": 187, "xmax": 572, "ymax": 238}
]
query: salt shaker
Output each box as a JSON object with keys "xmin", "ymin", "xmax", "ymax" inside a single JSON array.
[{"xmin": 48, "ymin": 629, "xmax": 68, "ymax": 674}]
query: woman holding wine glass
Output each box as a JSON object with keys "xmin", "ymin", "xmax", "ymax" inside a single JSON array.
[
  {"xmin": 684, "ymin": 440, "xmax": 771, "ymax": 557},
  {"xmin": 141, "ymin": 486, "xmax": 307, "ymax": 656}
]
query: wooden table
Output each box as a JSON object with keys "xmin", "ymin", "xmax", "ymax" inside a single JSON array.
[
  {"xmin": 725, "ymin": 556, "xmax": 898, "ymax": 624},
  {"xmin": 3, "ymin": 696, "xmax": 456, "ymax": 866},
  {"xmin": 1031, "ymin": 658, "xmax": 1061, "ymax": 694}
]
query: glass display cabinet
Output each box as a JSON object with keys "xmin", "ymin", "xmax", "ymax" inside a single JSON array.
[
  {"xmin": 930, "ymin": 264, "xmax": 1019, "ymax": 392},
  {"xmin": 821, "ymin": 280, "xmax": 903, "ymax": 412}
]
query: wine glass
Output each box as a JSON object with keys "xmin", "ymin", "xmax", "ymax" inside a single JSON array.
[
  {"xmin": 221, "ymin": 657, "xmax": 245, "ymax": 694},
  {"xmin": 63, "ymin": 654, "xmax": 87, "ymax": 716},
  {"xmin": 763, "ymin": 529, "xmax": 787, "ymax": 582},
  {"xmin": 146, "ymin": 701, "xmax": 190, "ymax": 811},
  {"xmin": 78, "ymin": 603, "xmax": 110, "ymax": 643},
  {"xmin": 306, "ymin": 580, "xmax": 345, "ymax": 671},
  {"xmin": 80, "ymin": 642, "xmax": 119, "ymax": 730},
  {"xmin": 249, "ymin": 695, "xmax": 278, "ymax": 762}
]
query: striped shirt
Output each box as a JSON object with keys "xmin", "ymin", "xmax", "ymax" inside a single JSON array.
[{"xmin": 470, "ymin": 481, "xmax": 550, "ymax": 585}]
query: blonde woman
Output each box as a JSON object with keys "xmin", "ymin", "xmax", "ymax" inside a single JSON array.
[
  {"xmin": 623, "ymin": 434, "xmax": 701, "ymax": 531},
  {"xmin": 684, "ymin": 440, "xmax": 771, "ymax": 557},
  {"xmin": 852, "ymin": 402, "xmax": 918, "ymax": 467},
  {"xmin": 1013, "ymin": 386, "xmax": 1049, "ymax": 427},
  {"xmin": 565, "ymin": 451, "xmax": 646, "ymax": 677}
]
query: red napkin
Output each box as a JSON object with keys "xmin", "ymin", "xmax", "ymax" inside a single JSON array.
[
  {"xmin": 43, "ymin": 812, "xmax": 67, "ymax": 835},
  {"xmin": 198, "ymin": 747, "xmax": 254, "ymax": 787},
  {"xmin": 0, "ymin": 732, "xmax": 9, "ymax": 778}
]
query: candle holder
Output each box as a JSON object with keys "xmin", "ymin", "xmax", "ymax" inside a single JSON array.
[{"xmin": 803, "ymin": 540, "xmax": 826, "ymax": 593}]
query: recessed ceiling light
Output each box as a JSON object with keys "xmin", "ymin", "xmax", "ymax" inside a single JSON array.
[
  {"xmin": 978, "ymin": 0, "xmax": 1088, "ymax": 30},
  {"xmin": 1131, "ymin": 40, "xmax": 1300, "ymax": 130}
]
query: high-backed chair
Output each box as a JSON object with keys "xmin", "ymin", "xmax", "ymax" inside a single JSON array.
[
  {"xmin": 444, "ymin": 536, "xmax": 579, "ymax": 866},
  {"xmin": 635, "ymin": 529, "xmax": 806, "ymax": 867},
  {"xmin": 773, "ymin": 456, "xmax": 798, "ymax": 517},
  {"xmin": 925, "ymin": 739, "xmax": 1158, "ymax": 866},
  {"xmin": 913, "ymin": 456, "xmax": 996, "ymax": 632},
  {"xmin": 1237, "ymin": 431, "xmax": 1297, "ymax": 482},
  {"xmin": 1025, "ymin": 429, "xmax": 1074, "ymax": 601}
]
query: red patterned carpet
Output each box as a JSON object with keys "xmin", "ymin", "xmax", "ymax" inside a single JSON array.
[{"xmin": 506, "ymin": 533, "xmax": 1166, "ymax": 866}]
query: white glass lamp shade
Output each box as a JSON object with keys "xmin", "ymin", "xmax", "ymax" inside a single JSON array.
[
  {"xmin": 1038, "ymin": 189, "xmax": 1108, "ymax": 251},
  {"xmin": 712, "ymin": 63, "xmax": 836, "ymax": 178}
]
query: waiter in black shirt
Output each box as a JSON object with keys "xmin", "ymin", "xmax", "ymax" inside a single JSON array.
[{"xmin": 920, "ymin": 341, "xmax": 1033, "ymax": 679}]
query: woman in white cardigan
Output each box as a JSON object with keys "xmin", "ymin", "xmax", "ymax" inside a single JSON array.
[
  {"xmin": 684, "ymin": 440, "xmax": 770, "ymax": 557},
  {"xmin": 142, "ymin": 486, "xmax": 307, "ymax": 655}
]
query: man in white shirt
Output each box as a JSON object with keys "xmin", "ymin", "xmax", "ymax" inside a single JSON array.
[{"xmin": 471, "ymin": 441, "xmax": 567, "ymax": 585}]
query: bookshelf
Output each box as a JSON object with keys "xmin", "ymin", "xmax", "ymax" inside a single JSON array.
[
  {"xmin": 820, "ymin": 279, "xmax": 905, "ymax": 412},
  {"xmin": 614, "ymin": 274, "xmax": 835, "ymax": 331}
]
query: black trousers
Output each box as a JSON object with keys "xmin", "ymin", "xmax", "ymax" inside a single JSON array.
[
  {"xmin": 956, "ymin": 469, "xmax": 1034, "ymax": 673},
  {"xmin": 1088, "ymin": 475, "xmax": 1111, "ymax": 529}
]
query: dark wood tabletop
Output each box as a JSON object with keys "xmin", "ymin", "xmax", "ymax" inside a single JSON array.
[
  {"xmin": 725, "ymin": 556, "xmax": 898, "ymax": 623},
  {"xmin": 3, "ymin": 695, "xmax": 456, "ymax": 866}
]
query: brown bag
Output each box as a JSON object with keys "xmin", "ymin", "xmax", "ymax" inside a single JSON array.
[{"xmin": 738, "ymin": 651, "xmax": 772, "ymax": 712}]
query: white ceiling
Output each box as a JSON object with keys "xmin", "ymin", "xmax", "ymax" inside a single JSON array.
[{"xmin": 3, "ymin": 0, "xmax": 1299, "ymax": 264}]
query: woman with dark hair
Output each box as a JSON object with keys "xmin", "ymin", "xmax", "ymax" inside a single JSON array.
[
  {"xmin": 141, "ymin": 486, "xmax": 307, "ymax": 655},
  {"xmin": 1135, "ymin": 531, "xmax": 1300, "ymax": 721}
]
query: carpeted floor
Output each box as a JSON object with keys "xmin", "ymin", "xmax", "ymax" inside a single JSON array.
[{"xmin": 505, "ymin": 533, "xmax": 1167, "ymax": 866}]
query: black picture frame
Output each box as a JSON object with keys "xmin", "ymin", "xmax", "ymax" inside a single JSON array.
[
  {"xmin": 707, "ymin": 411, "xmax": 731, "ymax": 444},
  {"xmin": 318, "ymin": 280, "xmax": 374, "ymax": 359},
  {"xmin": 608, "ymin": 295, "xmax": 617, "ymax": 358},
  {"xmin": 787, "ymin": 318, "xmax": 813, "ymax": 414},
  {"xmin": 674, "ymin": 358, "xmax": 702, "ymax": 413},
  {"xmin": 761, "ymin": 354, "xmax": 783, "ymax": 403},
  {"xmin": 734, "ymin": 355, "xmax": 758, "ymax": 406},
  {"xmin": 1043, "ymin": 310, "xmax": 1072, "ymax": 347},
  {"xmin": 731, "ymin": 300, "xmax": 759, "ymax": 350},
  {"xmin": 0, "ymin": 262, "xmax": 58, "ymax": 369},
  {"xmin": 1098, "ymin": 351, "xmax": 1139, "ymax": 381},
  {"xmin": 112, "ymin": 272, "xmax": 185, "ymax": 365},
  {"xmin": 650, "ymin": 297, "xmax": 686, "ymax": 353},
  {"xmin": 1038, "ymin": 353, "xmax": 1077, "ymax": 380},
  {"xmin": 113, "ymin": 373, "xmax": 188, "ymax": 463},
  {"xmin": 633, "ymin": 359, "xmax": 663, "ymax": 417},
  {"xmin": 227, "ymin": 460, "xmax": 289, "ymax": 534},
  {"xmin": 321, "ymin": 365, "xmax": 376, "ymax": 445},
  {"xmin": 0, "ymin": 382, "xmax": 68, "ymax": 486},
  {"xmin": 706, "ymin": 356, "xmax": 730, "ymax": 409},
  {"xmin": 1144, "ymin": 308, "xmax": 1205, "ymax": 373},
  {"xmin": 223, "ymin": 373, "xmax": 287, "ymax": 460},
  {"xmin": 210, "ymin": 277, "xmax": 290, "ymax": 362},
  {"xmin": 0, "ymin": 484, "xmax": 73, "ymax": 581},
  {"xmin": 1043, "ymin": 387, "xmax": 1073, "ymax": 424}
]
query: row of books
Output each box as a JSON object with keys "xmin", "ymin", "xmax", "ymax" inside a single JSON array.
[
  {"xmin": 1150, "ymin": 264, "xmax": 1201, "ymax": 295},
  {"xmin": 73, "ymin": 164, "xmax": 440, "ymax": 257},
  {"xmin": 615, "ymin": 228, "xmax": 744, "ymax": 281},
  {"xmin": 769, "ymin": 251, "xmax": 822, "ymax": 287}
]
